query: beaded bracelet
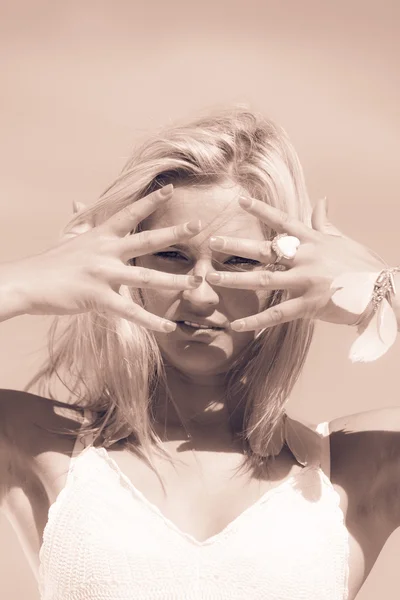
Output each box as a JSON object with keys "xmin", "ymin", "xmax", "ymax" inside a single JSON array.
[
  {"xmin": 372, "ymin": 267, "xmax": 400, "ymax": 309},
  {"xmin": 331, "ymin": 265, "xmax": 400, "ymax": 362},
  {"xmin": 353, "ymin": 266, "xmax": 400, "ymax": 328}
]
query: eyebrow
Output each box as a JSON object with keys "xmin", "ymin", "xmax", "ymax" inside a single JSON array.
[
  {"xmin": 159, "ymin": 242, "xmax": 226, "ymax": 257},
  {"xmin": 169, "ymin": 244, "xmax": 193, "ymax": 252}
]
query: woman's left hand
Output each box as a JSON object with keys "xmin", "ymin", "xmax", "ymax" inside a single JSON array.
[{"xmin": 206, "ymin": 196, "xmax": 387, "ymax": 332}]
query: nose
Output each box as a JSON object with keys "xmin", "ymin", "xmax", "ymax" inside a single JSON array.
[{"xmin": 182, "ymin": 262, "xmax": 220, "ymax": 307}]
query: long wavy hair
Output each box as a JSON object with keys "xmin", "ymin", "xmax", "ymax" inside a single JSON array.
[{"xmin": 25, "ymin": 106, "xmax": 315, "ymax": 480}]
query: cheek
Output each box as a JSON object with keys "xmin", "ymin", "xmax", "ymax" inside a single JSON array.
[
  {"xmin": 256, "ymin": 288, "xmax": 277, "ymax": 310},
  {"xmin": 223, "ymin": 288, "xmax": 273, "ymax": 317},
  {"xmin": 140, "ymin": 288, "xmax": 179, "ymax": 316}
]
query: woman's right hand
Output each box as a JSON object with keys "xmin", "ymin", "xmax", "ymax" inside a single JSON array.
[{"xmin": 2, "ymin": 185, "xmax": 202, "ymax": 332}]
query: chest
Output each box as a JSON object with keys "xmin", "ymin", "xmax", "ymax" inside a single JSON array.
[
  {"xmin": 106, "ymin": 448, "xmax": 373, "ymax": 599},
  {"xmin": 44, "ymin": 448, "xmax": 356, "ymax": 599},
  {"xmin": 2, "ymin": 443, "xmax": 377, "ymax": 599},
  {"xmin": 105, "ymin": 444, "xmax": 301, "ymax": 542}
]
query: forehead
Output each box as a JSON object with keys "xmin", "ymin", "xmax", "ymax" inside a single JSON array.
[{"xmin": 144, "ymin": 182, "xmax": 265, "ymax": 245}]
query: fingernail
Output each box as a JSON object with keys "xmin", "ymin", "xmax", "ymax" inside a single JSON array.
[
  {"xmin": 231, "ymin": 320, "xmax": 245, "ymax": 331},
  {"xmin": 239, "ymin": 196, "xmax": 252, "ymax": 209},
  {"xmin": 185, "ymin": 220, "xmax": 202, "ymax": 234},
  {"xmin": 209, "ymin": 236, "xmax": 224, "ymax": 250},
  {"xmin": 163, "ymin": 321, "xmax": 176, "ymax": 332},
  {"xmin": 159, "ymin": 184, "xmax": 174, "ymax": 197},
  {"xmin": 323, "ymin": 196, "xmax": 329, "ymax": 215},
  {"xmin": 189, "ymin": 275, "xmax": 203, "ymax": 286},
  {"xmin": 207, "ymin": 272, "xmax": 221, "ymax": 283}
]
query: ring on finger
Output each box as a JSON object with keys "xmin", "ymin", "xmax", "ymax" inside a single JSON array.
[{"xmin": 271, "ymin": 233, "xmax": 301, "ymax": 264}]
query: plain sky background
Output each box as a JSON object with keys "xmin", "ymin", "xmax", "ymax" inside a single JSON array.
[{"xmin": 0, "ymin": 1, "xmax": 399, "ymax": 598}]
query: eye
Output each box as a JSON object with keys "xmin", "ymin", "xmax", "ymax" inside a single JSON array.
[
  {"xmin": 153, "ymin": 251, "xmax": 188, "ymax": 261},
  {"xmin": 225, "ymin": 256, "xmax": 261, "ymax": 266}
]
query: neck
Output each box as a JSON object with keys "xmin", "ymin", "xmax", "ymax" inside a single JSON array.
[{"xmin": 153, "ymin": 366, "xmax": 233, "ymax": 436}]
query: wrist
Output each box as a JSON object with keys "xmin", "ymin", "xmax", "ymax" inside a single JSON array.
[{"xmin": 392, "ymin": 272, "xmax": 400, "ymax": 332}]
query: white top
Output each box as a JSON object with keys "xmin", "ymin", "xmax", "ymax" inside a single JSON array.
[{"xmin": 37, "ymin": 413, "xmax": 349, "ymax": 600}]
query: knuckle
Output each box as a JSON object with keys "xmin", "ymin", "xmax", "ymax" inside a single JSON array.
[
  {"xmin": 96, "ymin": 234, "xmax": 116, "ymax": 251},
  {"xmin": 259, "ymin": 271, "xmax": 271, "ymax": 287},
  {"xmin": 280, "ymin": 213, "xmax": 293, "ymax": 225},
  {"xmin": 229, "ymin": 272, "xmax": 238, "ymax": 286},
  {"xmin": 137, "ymin": 229, "xmax": 153, "ymax": 249},
  {"xmin": 174, "ymin": 224, "xmax": 185, "ymax": 241},
  {"xmin": 252, "ymin": 314, "xmax": 262, "ymax": 329},
  {"xmin": 268, "ymin": 307, "xmax": 284, "ymax": 324},
  {"xmin": 229, "ymin": 238, "xmax": 239, "ymax": 252},
  {"xmin": 260, "ymin": 241, "xmax": 271, "ymax": 257},
  {"xmin": 174, "ymin": 275, "xmax": 184, "ymax": 287},
  {"xmin": 145, "ymin": 189, "xmax": 159, "ymax": 203},
  {"xmin": 129, "ymin": 306, "xmax": 141, "ymax": 320},
  {"xmin": 138, "ymin": 268, "xmax": 151, "ymax": 284},
  {"xmin": 86, "ymin": 261, "xmax": 107, "ymax": 279},
  {"xmin": 122, "ymin": 204, "xmax": 140, "ymax": 223},
  {"xmin": 278, "ymin": 212, "xmax": 292, "ymax": 229}
]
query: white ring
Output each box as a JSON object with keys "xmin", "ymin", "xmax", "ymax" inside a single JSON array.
[{"xmin": 271, "ymin": 233, "xmax": 301, "ymax": 263}]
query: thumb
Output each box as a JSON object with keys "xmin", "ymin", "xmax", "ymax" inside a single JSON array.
[
  {"xmin": 311, "ymin": 197, "xmax": 343, "ymax": 237},
  {"xmin": 72, "ymin": 200, "xmax": 87, "ymax": 214},
  {"xmin": 60, "ymin": 202, "xmax": 93, "ymax": 241}
]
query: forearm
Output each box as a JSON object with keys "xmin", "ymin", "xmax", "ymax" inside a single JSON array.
[{"xmin": 0, "ymin": 261, "xmax": 30, "ymax": 322}]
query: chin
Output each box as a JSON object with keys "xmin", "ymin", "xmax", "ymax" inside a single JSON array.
[{"xmin": 160, "ymin": 342, "xmax": 235, "ymax": 377}]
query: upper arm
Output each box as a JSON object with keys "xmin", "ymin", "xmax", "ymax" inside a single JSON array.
[
  {"xmin": 329, "ymin": 407, "xmax": 400, "ymax": 534},
  {"xmin": 0, "ymin": 389, "xmax": 82, "ymax": 512},
  {"xmin": 0, "ymin": 390, "xmax": 21, "ymax": 510}
]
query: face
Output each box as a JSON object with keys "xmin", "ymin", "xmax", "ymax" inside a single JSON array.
[{"xmin": 135, "ymin": 181, "xmax": 271, "ymax": 378}]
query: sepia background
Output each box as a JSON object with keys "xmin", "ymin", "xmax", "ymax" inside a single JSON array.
[{"xmin": 0, "ymin": 0, "xmax": 399, "ymax": 598}]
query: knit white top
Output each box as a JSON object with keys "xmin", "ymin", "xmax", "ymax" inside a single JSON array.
[{"xmin": 37, "ymin": 413, "xmax": 349, "ymax": 600}]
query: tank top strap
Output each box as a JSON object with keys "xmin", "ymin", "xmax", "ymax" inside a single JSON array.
[
  {"xmin": 315, "ymin": 420, "xmax": 331, "ymax": 479},
  {"xmin": 71, "ymin": 408, "xmax": 96, "ymax": 456},
  {"xmin": 284, "ymin": 414, "xmax": 330, "ymax": 474}
]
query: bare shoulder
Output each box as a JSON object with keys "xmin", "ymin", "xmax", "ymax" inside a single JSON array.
[
  {"xmin": 0, "ymin": 388, "xmax": 85, "ymax": 445},
  {"xmin": 327, "ymin": 407, "xmax": 400, "ymax": 528},
  {"xmin": 328, "ymin": 406, "xmax": 400, "ymax": 435},
  {"xmin": 0, "ymin": 389, "xmax": 84, "ymax": 507},
  {"xmin": 327, "ymin": 406, "xmax": 400, "ymax": 471}
]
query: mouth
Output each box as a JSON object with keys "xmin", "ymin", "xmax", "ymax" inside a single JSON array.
[{"xmin": 175, "ymin": 320, "xmax": 225, "ymax": 333}]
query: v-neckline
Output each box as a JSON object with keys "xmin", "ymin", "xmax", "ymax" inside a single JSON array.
[{"xmin": 93, "ymin": 445, "xmax": 319, "ymax": 547}]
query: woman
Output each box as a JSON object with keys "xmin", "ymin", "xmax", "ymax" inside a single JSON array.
[{"xmin": 0, "ymin": 107, "xmax": 398, "ymax": 600}]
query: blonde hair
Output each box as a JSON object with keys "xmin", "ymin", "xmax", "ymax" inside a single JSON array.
[{"xmin": 25, "ymin": 106, "xmax": 314, "ymax": 478}]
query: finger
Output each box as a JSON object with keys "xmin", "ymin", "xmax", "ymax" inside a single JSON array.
[
  {"xmin": 239, "ymin": 196, "xmax": 317, "ymax": 240},
  {"xmin": 119, "ymin": 220, "xmax": 202, "ymax": 260},
  {"xmin": 205, "ymin": 269, "xmax": 299, "ymax": 290},
  {"xmin": 100, "ymin": 184, "xmax": 174, "ymax": 238},
  {"xmin": 100, "ymin": 292, "xmax": 177, "ymax": 332},
  {"xmin": 208, "ymin": 236, "xmax": 276, "ymax": 264},
  {"xmin": 106, "ymin": 265, "xmax": 203, "ymax": 291},
  {"xmin": 230, "ymin": 297, "xmax": 310, "ymax": 331},
  {"xmin": 311, "ymin": 198, "xmax": 343, "ymax": 237}
]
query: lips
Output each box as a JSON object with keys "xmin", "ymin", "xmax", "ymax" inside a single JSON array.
[{"xmin": 176, "ymin": 320, "xmax": 224, "ymax": 330}]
